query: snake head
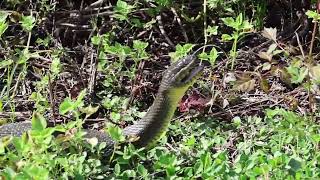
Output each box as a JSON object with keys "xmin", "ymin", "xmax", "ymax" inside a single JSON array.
[{"xmin": 159, "ymin": 55, "xmax": 204, "ymax": 95}]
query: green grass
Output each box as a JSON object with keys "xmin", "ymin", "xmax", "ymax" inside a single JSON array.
[{"xmin": 1, "ymin": 108, "xmax": 320, "ymax": 179}]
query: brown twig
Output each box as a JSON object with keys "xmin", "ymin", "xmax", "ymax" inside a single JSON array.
[
  {"xmin": 48, "ymin": 74, "xmax": 57, "ymax": 124},
  {"xmin": 171, "ymin": 7, "xmax": 188, "ymax": 42},
  {"xmin": 156, "ymin": 14, "xmax": 175, "ymax": 48}
]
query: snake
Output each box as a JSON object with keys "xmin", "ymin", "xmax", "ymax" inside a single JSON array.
[{"xmin": 0, "ymin": 52, "xmax": 205, "ymax": 155}]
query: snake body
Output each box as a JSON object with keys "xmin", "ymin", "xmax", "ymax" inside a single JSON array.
[{"xmin": 0, "ymin": 55, "xmax": 203, "ymax": 154}]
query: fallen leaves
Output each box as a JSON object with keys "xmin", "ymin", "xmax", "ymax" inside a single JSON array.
[{"xmin": 179, "ymin": 92, "xmax": 209, "ymax": 113}]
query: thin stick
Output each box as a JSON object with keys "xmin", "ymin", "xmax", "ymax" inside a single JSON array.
[{"xmin": 156, "ymin": 15, "xmax": 175, "ymax": 48}]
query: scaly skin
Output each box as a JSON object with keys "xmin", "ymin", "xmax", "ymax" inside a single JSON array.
[{"xmin": 0, "ymin": 54, "xmax": 204, "ymax": 154}]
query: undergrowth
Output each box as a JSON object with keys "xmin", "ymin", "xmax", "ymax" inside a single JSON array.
[{"xmin": 1, "ymin": 0, "xmax": 320, "ymax": 179}]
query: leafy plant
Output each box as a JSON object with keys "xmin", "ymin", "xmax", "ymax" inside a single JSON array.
[
  {"xmin": 221, "ymin": 13, "xmax": 253, "ymax": 70},
  {"xmin": 0, "ymin": 11, "xmax": 8, "ymax": 38},
  {"xmin": 169, "ymin": 44, "xmax": 195, "ymax": 62},
  {"xmin": 20, "ymin": 15, "xmax": 36, "ymax": 32},
  {"xmin": 113, "ymin": 0, "xmax": 135, "ymax": 21}
]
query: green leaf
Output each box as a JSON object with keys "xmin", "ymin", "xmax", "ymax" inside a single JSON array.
[
  {"xmin": 185, "ymin": 135, "xmax": 195, "ymax": 147},
  {"xmin": 133, "ymin": 40, "xmax": 149, "ymax": 59},
  {"xmin": 20, "ymin": 15, "xmax": 36, "ymax": 32},
  {"xmin": 0, "ymin": 21, "xmax": 8, "ymax": 38},
  {"xmin": 50, "ymin": 58, "xmax": 61, "ymax": 75},
  {"xmin": 206, "ymin": 25, "xmax": 218, "ymax": 36},
  {"xmin": 59, "ymin": 97, "xmax": 74, "ymax": 115},
  {"xmin": 288, "ymin": 158, "xmax": 301, "ymax": 174},
  {"xmin": 137, "ymin": 164, "xmax": 148, "ymax": 177},
  {"xmin": 306, "ymin": 10, "xmax": 320, "ymax": 21},
  {"xmin": 208, "ymin": 47, "xmax": 218, "ymax": 65},
  {"xmin": 110, "ymin": 112, "xmax": 121, "ymax": 122},
  {"xmin": 0, "ymin": 11, "xmax": 8, "ymax": 22},
  {"xmin": 74, "ymin": 89, "xmax": 86, "ymax": 108},
  {"xmin": 0, "ymin": 100, "xmax": 2, "ymax": 112},
  {"xmin": 222, "ymin": 17, "xmax": 236, "ymax": 29},
  {"xmin": 207, "ymin": 0, "xmax": 220, "ymax": 9},
  {"xmin": 91, "ymin": 35, "xmax": 101, "ymax": 46},
  {"xmin": 0, "ymin": 59, "xmax": 13, "ymax": 69},
  {"xmin": 106, "ymin": 123, "xmax": 125, "ymax": 142},
  {"xmin": 24, "ymin": 165, "xmax": 49, "ymax": 179},
  {"xmin": 155, "ymin": 0, "xmax": 171, "ymax": 6},
  {"xmin": 221, "ymin": 34, "xmax": 233, "ymax": 41},
  {"xmin": 13, "ymin": 134, "xmax": 31, "ymax": 154},
  {"xmin": 31, "ymin": 113, "xmax": 47, "ymax": 131},
  {"xmin": 114, "ymin": 0, "xmax": 135, "ymax": 21},
  {"xmin": 133, "ymin": 40, "xmax": 148, "ymax": 50},
  {"xmin": 286, "ymin": 65, "xmax": 308, "ymax": 84},
  {"xmin": 233, "ymin": 116, "xmax": 241, "ymax": 126},
  {"xmin": 81, "ymin": 105, "xmax": 99, "ymax": 118},
  {"xmin": 114, "ymin": 163, "xmax": 121, "ymax": 175},
  {"xmin": 235, "ymin": 13, "xmax": 243, "ymax": 29},
  {"xmin": 200, "ymin": 152, "xmax": 212, "ymax": 170},
  {"xmin": 169, "ymin": 43, "xmax": 195, "ymax": 62}
]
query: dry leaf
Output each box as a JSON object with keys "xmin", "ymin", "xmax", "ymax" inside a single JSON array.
[
  {"xmin": 258, "ymin": 51, "xmax": 272, "ymax": 61},
  {"xmin": 262, "ymin": 62, "xmax": 272, "ymax": 71},
  {"xmin": 260, "ymin": 78, "xmax": 270, "ymax": 93},
  {"xmin": 310, "ymin": 65, "xmax": 320, "ymax": 82},
  {"xmin": 262, "ymin": 27, "xmax": 277, "ymax": 42},
  {"xmin": 86, "ymin": 137, "xmax": 99, "ymax": 147},
  {"xmin": 235, "ymin": 79, "xmax": 256, "ymax": 92},
  {"xmin": 179, "ymin": 93, "xmax": 209, "ymax": 112},
  {"xmin": 278, "ymin": 68, "xmax": 292, "ymax": 88},
  {"xmin": 222, "ymin": 99, "xmax": 229, "ymax": 108},
  {"xmin": 267, "ymin": 43, "xmax": 278, "ymax": 54}
]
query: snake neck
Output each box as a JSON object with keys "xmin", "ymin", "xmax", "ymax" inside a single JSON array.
[{"xmin": 123, "ymin": 90, "xmax": 181, "ymax": 147}]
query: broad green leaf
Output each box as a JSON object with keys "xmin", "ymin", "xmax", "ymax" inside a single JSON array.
[
  {"xmin": 221, "ymin": 17, "xmax": 236, "ymax": 29},
  {"xmin": 20, "ymin": 15, "xmax": 35, "ymax": 32},
  {"xmin": 106, "ymin": 123, "xmax": 125, "ymax": 142},
  {"xmin": 91, "ymin": 35, "xmax": 101, "ymax": 46},
  {"xmin": 59, "ymin": 97, "xmax": 74, "ymax": 115},
  {"xmin": 23, "ymin": 165, "xmax": 49, "ymax": 179},
  {"xmin": 0, "ymin": 59, "xmax": 13, "ymax": 69},
  {"xmin": 0, "ymin": 11, "xmax": 8, "ymax": 22},
  {"xmin": 137, "ymin": 164, "xmax": 148, "ymax": 177},
  {"xmin": 114, "ymin": 0, "xmax": 135, "ymax": 21},
  {"xmin": 50, "ymin": 57, "xmax": 61, "ymax": 75},
  {"xmin": 221, "ymin": 34, "xmax": 233, "ymax": 41},
  {"xmin": 110, "ymin": 112, "xmax": 121, "ymax": 122},
  {"xmin": 31, "ymin": 113, "xmax": 47, "ymax": 131},
  {"xmin": 81, "ymin": 105, "xmax": 99, "ymax": 118},
  {"xmin": 208, "ymin": 47, "xmax": 218, "ymax": 65},
  {"xmin": 206, "ymin": 25, "xmax": 218, "ymax": 36},
  {"xmin": 0, "ymin": 22, "xmax": 8, "ymax": 38},
  {"xmin": 306, "ymin": 10, "xmax": 320, "ymax": 21},
  {"xmin": 169, "ymin": 43, "xmax": 195, "ymax": 62}
]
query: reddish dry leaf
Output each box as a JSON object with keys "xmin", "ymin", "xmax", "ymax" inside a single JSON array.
[{"xmin": 179, "ymin": 92, "xmax": 209, "ymax": 112}]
